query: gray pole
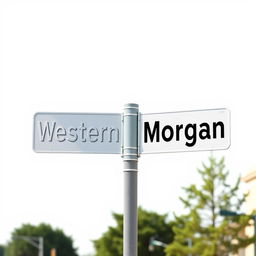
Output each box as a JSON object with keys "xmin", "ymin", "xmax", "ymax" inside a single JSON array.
[
  {"xmin": 187, "ymin": 238, "xmax": 192, "ymax": 256},
  {"xmin": 39, "ymin": 237, "xmax": 44, "ymax": 256},
  {"xmin": 13, "ymin": 236, "xmax": 43, "ymax": 256},
  {"xmin": 122, "ymin": 103, "xmax": 139, "ymax": 256}
]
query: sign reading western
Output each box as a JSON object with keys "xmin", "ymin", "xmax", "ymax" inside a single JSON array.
[
  {"xmin": 140, "ymin": 109, "xmax": 230, "ymax": 154},
  {"xmin": 33, "ymin": 113, "xmax": 121, "ymax": 153}
]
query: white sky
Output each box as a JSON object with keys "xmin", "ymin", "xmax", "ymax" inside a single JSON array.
[{"xmin": 1, "ymin": 0, "xmax": 256, "ymax": 255}]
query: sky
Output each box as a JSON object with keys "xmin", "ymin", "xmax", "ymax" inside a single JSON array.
[{"xmin": 0, "ymin": 0, "xmax": 256, "ymax": 255}]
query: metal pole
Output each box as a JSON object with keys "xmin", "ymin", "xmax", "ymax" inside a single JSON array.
[
  {"xmin": 13, "ymin": 235, "xmax": 43, "ymax": 256},
  {"xmin": 122, "ymin": 103, "xmax": 139, "ymax": 256},
  {"xmin": 39, "ymin": 237, "xmax": 43, "ymax": 256},
  {"xmin": 187, "ymin": 238, "xmax": 192, "ymax": 256}
]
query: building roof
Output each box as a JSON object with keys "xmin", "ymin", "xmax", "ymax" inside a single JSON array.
[{"xmin": 242, "ymin": 170, "xmax": 256, "ymax": 183}]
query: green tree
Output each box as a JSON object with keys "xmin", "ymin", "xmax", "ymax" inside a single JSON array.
[
  {"xmin": 93, "ymin": 207, "xmax": 174, "ymax": 256},
  {"xmin": 5, "ymin": 223, "xmax": 78, "ymax": 256},
  {"xmin": 166, "ymin": 156, "xmax": 254, "ymax": 256},
  {"xmin": 0, "ymin": 245, "xmax": 5, "ymax": 256}
]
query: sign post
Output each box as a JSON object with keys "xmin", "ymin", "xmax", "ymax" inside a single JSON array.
[
  {"xmin": 14, "ymin": 236, "xmax": 44, "ymax": 256},
  {"xmin": 122, "ymin": 103, "xmax": 139, "ymax": 256},
  {"xmin": 33, "ymin": 104, "xmax": 231, "ymax": 256}
]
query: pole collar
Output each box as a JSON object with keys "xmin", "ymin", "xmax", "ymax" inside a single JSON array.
[{"xmin": 122, "ymin": 103, "xmax": 140, "ymax": 161}]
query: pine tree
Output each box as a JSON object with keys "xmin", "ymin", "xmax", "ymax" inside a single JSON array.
[{"xmin": 166, "ymin": 156, "xmax": 254, "ymax": 256}]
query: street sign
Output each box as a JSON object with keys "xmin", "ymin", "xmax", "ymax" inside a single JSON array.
[
  {"xmin": 140, "ymin": 108, "xmax": 230, "ymax": 154},
  {"xmin": 33, "ymin": 104, "xmax": 231, "ymax": 256},
  {"xmin": 33, "ymin": 113, "xmax": 121, "ymax": 153}
]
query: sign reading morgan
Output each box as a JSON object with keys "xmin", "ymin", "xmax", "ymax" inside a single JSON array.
[{"xmin": 140, "ymin": 109, "xmax": 230, "ymax": 154}]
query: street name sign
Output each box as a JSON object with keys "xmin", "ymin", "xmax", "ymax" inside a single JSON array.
[
  {"xmin": 33, "ymin": 104, "xmax": 230, "ymax": 256},
  {"xmin": 33, "ymin": 109, "xmax": 230, "ymax": 154},
  {"xmin": 33, "ymin": 113, "xmax": 121, "ymax": 153},
  {"xmin": 140, "ymin": 108, "xmax": 230, "ymax": 154}
]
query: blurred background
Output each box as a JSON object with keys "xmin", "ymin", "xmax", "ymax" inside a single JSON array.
[{"xmin": 0, "ymin": 0, "xmax": 256, "ymax": 255}]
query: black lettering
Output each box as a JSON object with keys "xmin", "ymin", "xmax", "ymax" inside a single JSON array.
[
  {"xmin": 199, "ymin": 123, "xmax": 211, "ymax": 140},
  {"xmin": 213, "ymin": 121, "xmax": 225, "ymax": 138},
  {"xmin": 176, "ymin": 124, "xmax": 183, "ymax": 141},
  {"xmin": 162, "ymin": 125, "xmax": 174, "ymax": 142},
  {"xmin": 144, "ymin": 121, "xmax": 160, "ymax": 143},
  {"xmin": 185, "ymin": 123, "xmax": 197, "ymax": 147}
]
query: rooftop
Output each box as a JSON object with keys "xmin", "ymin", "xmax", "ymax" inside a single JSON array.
[{"xmin": 242, "ymin": 170, "xmax": 256, "ymax": 183}]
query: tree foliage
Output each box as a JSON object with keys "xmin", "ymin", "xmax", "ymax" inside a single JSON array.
[
  {"xmin": 166, "ymin": 156, "xmax": 254, "ymax": 256},
  {"xmin": 0, "ymin": 245, "xmax": 5, "ymax": 256},
  {"xmin": 93, "ymin": 207, "xmax": 174, "ymax": 256},
  {"xmin": 5, "ymin": 223, "xmax": 78, "ymax": 256}
]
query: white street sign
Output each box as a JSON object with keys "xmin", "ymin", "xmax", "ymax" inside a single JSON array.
[
  {"xmin": 33, "ymin": 105, "xmax": 231, "ymax": 256},
  {"xmin": 140, "ymin": 109, "xmax": 230, "ymax": 154},
  {"xmin": 33, "ymin": 113, "xmax": 121, "ymax": 153}
]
